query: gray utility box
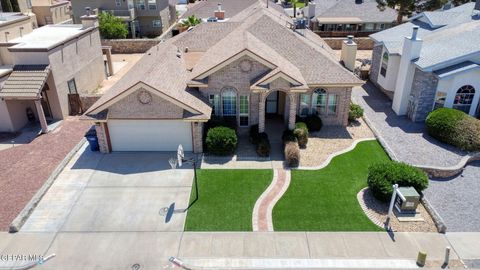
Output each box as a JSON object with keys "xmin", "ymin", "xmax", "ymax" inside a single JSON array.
[{"xmin": 395, "ymin": 187, "xmax": 420, "ymax": 213}]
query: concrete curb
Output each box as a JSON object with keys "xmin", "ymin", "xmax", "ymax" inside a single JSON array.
[
  {"xmin": 9, "ymin": 138, "xmax": 87, "ymax": 233},
  {"xmin": 421, "ymin": 196, "xmax": 447, "ymax": 233}
]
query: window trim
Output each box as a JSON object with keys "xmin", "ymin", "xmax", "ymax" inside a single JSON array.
[
  {"xmin": 221, "ymin": 87, "xmax": 237, "ymax": 117},
  {"xmin": 380, "ymin": 51, "xmax": 388, "ymax": 77},
  {"xmin": 453, "ymin": 85, "xmax": 476, "ymax": 114},
  {"xmin": 311, "ymin": 88, "xmax": 327, "ymax": 115},
  {"xmin": 327, "ymin": 93, "xmax": 338, "ymax": 115},
  {"xmin": 152, "ymin": 19, "xmax": 162, "ymax": 28},
  {"xmin": 239, "ymin": 95, "xmax": 249, "ymax": 127},
  {"xmin": 208, "ymin": 94, "xmax": 220, "ymax": 116},
  {"xmin": 67, "ymin": 79, "xmax": 78, "ymax": 94},
  {"xmin": 299, "ymin": 93, "xmax": 310, "ymax": 117}
]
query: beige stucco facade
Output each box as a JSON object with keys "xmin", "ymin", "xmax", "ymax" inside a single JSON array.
[{"xmin": 31, "ymin": 0, "xmax": 72, "ymax": 26}]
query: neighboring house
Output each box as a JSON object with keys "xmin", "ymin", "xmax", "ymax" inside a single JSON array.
[
  {"xmin": 0, "ymin": 15, "xmax": 106, "ymax": 133},
  {"xmin": 71, "ymin": 0, "xmax": 176, "ymax": 38},
  {"xmin": 31, "ymin": 0, "xmax": 72, "ymax": 26},
  {"xmin": 369, "ymin": 2, "xmax": 480, "ymax": 122},
  {"xmin": 82, "ymin": 0, "xmax": 362, "ymax": 154},
  {"xmin": 180, "ymin": 0, "xmax": 259, "ymax": 21},
  {"xmin": 303, "ymin": 0, "xmax": 398, "ymax": 37},
  {"xmin": 0, "ymin": 12, "xmax": 36, "ymax": 43}
]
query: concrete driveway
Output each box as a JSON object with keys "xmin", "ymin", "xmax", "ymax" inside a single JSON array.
[{"xmin": 21, "ymin": 145, "xmax": 194, "ymax": 233}]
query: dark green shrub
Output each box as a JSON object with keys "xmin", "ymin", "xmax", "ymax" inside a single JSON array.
[
  {"xmin": 282, "ymin": 129, "xmax": 297, "ymax": 144},
  {"xmin": 349, "ymin": 103, "xmax": 364, "ymax": 122},
  {"xmin": 426, "ymin": 108, "xmax": 480, "ymax": 151},
  {"xmin": 249, "ymin": 124, "xmax": 260, "ymax": 144},
  {"xmin": 295, "ymin": 122, "xmax": 308, "ymax": 133},
  {"xmin": 367, "ymin": 161, "xmax": 429, "ymax": 202},
  {"xmin": 294, "ymin": 128, "xmax": 308, "ymax": 148},
  {"xmin": 205, "ymin": 127, "xmax": 237, "ymax": 155},
  {"xmin": 256, "ymin": 133, "xmax": 270, "ymax": 157},
  {"xmin": 285, "ymin": 142, "xmax": 300, "ymax": 167},
  {"xmin": 205, "ymin": 115, "xmax": 237, "ymax": 132},
  {"xmin": 305, "ymin": 115, "xmax": 323, "ymax": 132}
]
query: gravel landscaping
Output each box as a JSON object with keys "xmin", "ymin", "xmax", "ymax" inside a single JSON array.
[
  {"xmin": 352, "ymin": 82, "xmax": 468, "ymax": 168},
  {"xmin": 423, "ymin": 161, "xmax": 480, "ymax": 232},
  {"xmin": 299, "ymin": 118, "xmax": 375, "ymax": 167}
]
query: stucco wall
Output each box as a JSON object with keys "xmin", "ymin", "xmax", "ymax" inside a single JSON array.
[
  {"xmin": 436, "ymin": 68, "xmax": 480, "ymax": 116},
  {"xmin": 108, "ymin": 88, "xmax": 184, "ymax": 119},
  {"xmin": 32, "ymin": 3, "xmax": 71, "ymax": 26},
  {"xmin": 4, "ymin": 100, "xmax": 38, "ymax": 131},
  {"xmin": 323, "ymin": 37, "xmax": 374, "ymax": 50},
  {"xmin": 409, "ymin": 68, "xmax": 439, "ymax": 122},
  {"xmin": 101, "ymin": 39, "xmax": 161, "ymax": 53},
  {"xmin": 0, "ymin": 17, "xmax": 34, "ymax": 43}
]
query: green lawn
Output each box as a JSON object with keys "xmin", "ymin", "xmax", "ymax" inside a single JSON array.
[
  {"xmin": 184, "ymin": 169, "xmax": 273, "ymax": 231},
  {"xmin": 294, "ymin": 2, "xmax": 305, "ymax": 8},
  {"xmin": 273, "ymin": 140, "xmax": 390, "ymax": 231}
]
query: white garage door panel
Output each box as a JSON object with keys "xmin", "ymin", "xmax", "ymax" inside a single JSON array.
[{"xmin": 109, "ymin": 120, "xmax": 192, "ymax": 151}]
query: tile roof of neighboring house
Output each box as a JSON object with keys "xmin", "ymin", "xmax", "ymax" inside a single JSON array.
[
  {"xmin": 180, "ymin": 0, "xmax": 258, "ymax": 19},
  {"xmin": 370, "ymin": 2, "xmax": 480, "ymax": 70},
  {"xmin": 85, "ymin": 0, "xmax": 360, "ymax": 119},
  {"xmin": 0, "ymin": 65, "xmax": 50, "ymax": 99},
  {"xmin": 311, "ymin": 0, "xmax": 398, "ymax": 23}
]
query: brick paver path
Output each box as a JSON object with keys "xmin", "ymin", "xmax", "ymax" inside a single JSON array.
[
  {"xmin": 252, "ymin": 169, "xmax": 291, "ymax": 231},
  {"xmin": 0, "ymin": 118, "xmax": 90, "ymax": 231}
]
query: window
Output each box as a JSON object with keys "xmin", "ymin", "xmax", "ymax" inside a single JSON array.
[
  {"xmin": 434, "ymin": 91, "xmax": 447, "ymax": 110},
  {"xmin": 222, "ymin": 88, "xmax": 236, "ymax": 116},
  {"xmin": 453, "ymin": 85, "xmax": 475, "ymax": 113},
  {"xmin": 380, "ymin": 52, "xmax": 388, "ymax": 77},
  {"xmin": 299, "ymin": 94, "xmax": 310, "ymax": 117},
  {"xmin": 148, "ymin": 0, "xmax": 157, "ymax": 10},
  {"xmin": 208, "ymin": 94, "xmax": 220, "ymax": 116},
  {"xmin": 327, "ymin": 94, "xmax": 338, "ymax": 115},
  {"xmin": 311, "ymin": 88, "xmax": 327, "ymax": 115},
  {"xmin": 239, "ymin": 95, "xmax": 249, "ymax": 126},
  {"xmin": 67, "ymin": 79, "xmax": 77, "ymax": 94},
  {"xmin": 152, "ymin": 20, "xmax": 161, "ymax": 28},
  {"xmin": 115, "ymin": 0, "xmax": 121, "ymax": 7},
  {"xmin": 365, "ymin": 23, "xmax": 374, "ymax": 31},
  {"xmin": 137, "ymin": 0, "xmax": 145, "ymax": 10}
]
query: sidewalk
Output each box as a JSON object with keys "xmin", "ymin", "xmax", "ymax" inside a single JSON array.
[{"xmin": 1, "ymin": 231, "xmax": 473, "ymax": 269}]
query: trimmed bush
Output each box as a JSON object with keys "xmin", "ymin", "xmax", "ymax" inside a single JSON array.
[
  {"xmin": 205, "ymin": 115, "xmax": 237, "ymax": 132},
  {"xmin": 426, "ymin": 108, "xmax": 480, "ymax": 151},
  {"xmin": 285, "ymin": 142, "xmax": 300, "ymax": 167},
  {"xmin": 295, "ymin": 122, "xmax": 308, "ymax": 133},
  {"xmin": 349, "ymin": 103, "xmax": 364, "ymax": 122},
  {"xmin": 282, "ymin": 129, "xmax": 297, "ymax": 144},
  {"xmin": 304, "ymin": 115, "xmax": 323, "ymax": 132},
  {"xmin": 205, "ymin": 127, "xmax": 237, "ymax": 155},
  {"xmin": 294, "ymin": 128, "xmax": 308, "ymax": 148},
  {"xmin": 256, "ymin": 133, "xmax": 271, "ymax": 157},
  {"xmin": 367, "ymin": 161, "xmax": 429, "ymax": 202}
]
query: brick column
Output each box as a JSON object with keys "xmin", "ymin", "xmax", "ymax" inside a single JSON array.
[
  {"xmin": 258, "ymin": 92, "xmax": 267, "ymax": 133},
  {"xmin": 288, "ymin": 93, "xmax": 298, "ymax": 130},
  {"xmin": 192, "ymin": 122, "xmax": 203, "ymax": 153},
  {"xmin": 95, "ymin": 123, "xmax": 110, "ymax": 153}
]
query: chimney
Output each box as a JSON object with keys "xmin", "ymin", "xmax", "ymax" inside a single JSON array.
[
  {"xmin": 340, "ymin": 35, "xmax": 357, "ymax": 71},
  {"xmin": 80, "ymin": 7, "xmax": 99, "ymax": 29},
  {"xmin": 392, "ymin": 26, "xmax": 423, "ymax": 116},
  {"xmin": 214, "ymin": 3, "xmax": 225, "ymax": 20},
  {"xmin": 307, "ymin": 2, "xmax": 316, "ymax": 18}
]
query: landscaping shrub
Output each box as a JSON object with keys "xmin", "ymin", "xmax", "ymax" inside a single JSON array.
[
  {"xmin": 205, "ymin": 127, "xmax": 237, "ymax": 155},
  {"xmin": 249, "ymin": 124, "xmax": 260, "ymax": 144},
  {"xmin": 426, "ymin": 108, "xmax": 480, "ymax": 151},
  {"xmin": 285, "ymin": 142, "xmax": 300, "ymax": 167},
  {"xmin": 294, "ymin": 128, "xmax": 308, "ymax": 148},
  {"xmin": 349, "ymin": 103, "xmax": 364, "ymax": 122},
  {"xmin": 256, "ymin": 133, "xmax": 271, "ymax": 157},
  {"xmin": 282, "ymin": 129, "xmax": 297, "ymax": 144},
  {"xmin": 205, "ymin": 115, "xmax": 237, "ymax": 132},
  {"xmin": 295, "ymin": 122, "xmax": 308, "ymax": 133},
  {"xmin": 367, "ymin": 161, "xmax": 429, "ymax": 202},
  {"xmin": 304, "ymin": 115, "xmax": 323, "ymax": 132}
]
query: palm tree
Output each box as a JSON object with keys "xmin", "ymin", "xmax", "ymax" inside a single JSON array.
[{"xmin": 180, "ymin": 15, "xmax": 202, "ymax": 28}]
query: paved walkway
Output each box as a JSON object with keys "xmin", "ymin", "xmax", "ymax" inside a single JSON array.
[
  {"xmin": 0, "ymin": 231, "xmax": 469, "ymax": 269},
  {"xmin": 0, "ymin": 118, "xmax": 90, "ymax": 231},
  {"xmin": 352, "ymin": 83, "xmax": 468, "ymax": 168},
  {"xmin": 252, "ymin": 169, "xmax": 291, "ymax": 231},
  {"xmin": 424, "ymin": 161, "xmax": 480, "ymax": 232}
]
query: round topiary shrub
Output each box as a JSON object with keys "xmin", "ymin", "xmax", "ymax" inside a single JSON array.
[
  {"xmin": 205, "ymin": 126, "xmax": 237, "ymax": 155},
  {"xmin": 348, "ymin": 103, "xmax": 364, "ymax": 122},
  {"xmin": 294, "ymin": 128, "xmax": 308, "ymax": 148},
  {"xmin": 367, "ymin": 161, "xmax": 429, "ymax": 202},
  {"xmin": 284, "ymin": 141, "xmax": 300, "ymax": 167},
  {"xmin": 305, "ymin": 115, "xmax": 323, "ymax": 132},
  {"xmin": 256, "ymin": 133, "xmax": 271, "ymax": 157},
  {"xmin": 426, "ymin": 108, "xmax": 480, "ymax": 151},
  {"xmin": 295, "ymin": 122, "xmax": 308, "ymax": 133}
]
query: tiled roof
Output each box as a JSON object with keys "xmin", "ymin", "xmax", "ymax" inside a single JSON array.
[
  {"xmin": 0, "ymin": 65, "xmax": 50, "ymax": 99},
  {"xmin": 180, "ymin": 0, "xmax": 258, "ymax": 19},
  {"xmin": 311, "ymin": 0, "xmax": 397, "ymax": 23}
]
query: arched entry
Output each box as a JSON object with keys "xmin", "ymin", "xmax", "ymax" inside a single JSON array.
[{"xmin": 263, "ymin": 90, "xmax": 291, "ymax": 134}]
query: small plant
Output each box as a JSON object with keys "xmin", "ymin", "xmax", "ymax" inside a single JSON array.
[
  {"xmin": 349, "ymin": 103, "xmax": 364, "ymax": 122},
  {"xmin": 256, "ymin": 133, "xmax": 271, "ymax": 157},
  {"xmin": 205, "ymin": 127, "xmax": 237, "ymax": 155},
  {"xmin": 304, "ymin": 115, "xmax": 322, "ymax": 132},
  {"xmin": 180, "ymin": 15, "xmax": 202, "ymax": 28},
  {"xmin": 367, "ymin": 161, "xmax": 429, "ymax": 202},
  {"xmin": 294, "ymin": 128, "xmax": 308, "ymax": 148},
  {"xmin": 285, "ymin": 142, "xmax": 300, "ymax": 167}
]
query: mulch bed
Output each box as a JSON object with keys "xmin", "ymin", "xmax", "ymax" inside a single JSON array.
[{"xmin": 0, "ymin": 118, "xmax": 90, "ymax": 231}]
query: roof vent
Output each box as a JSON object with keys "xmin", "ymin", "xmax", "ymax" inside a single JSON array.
[
  {"xmin": 411, "ymin": 26, "xmax": 419, "ymax": 40},
  {"xmin": 176, "ymin": 49, "xmax": 182, "ymax": 58},
  {"xmin": 184, "ymin": 47, "xmax": 189, "ymax": 53}
]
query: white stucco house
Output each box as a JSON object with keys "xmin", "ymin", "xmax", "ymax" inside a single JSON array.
[{"xmin": 369, "ymin": 2, "xmax": 480, "ymax": 122}]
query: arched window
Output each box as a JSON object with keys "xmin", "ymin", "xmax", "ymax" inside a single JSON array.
[
  {"xmin": 311, "ymin": 88, "xmax": 327, "ymax": 115},
  {"xmin": 453, "ymin": 85, "xmax": 475, "ymax": 113},
  {"xmin": 222, "ymin": 87, "xmax": 237, "ymax": 116},
  {"xmin": 380, "ymin": 52, "xmax": 388, "ymax": 77}
]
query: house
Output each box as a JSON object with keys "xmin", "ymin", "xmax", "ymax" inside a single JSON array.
[
  {"xmin": 0, "ymin": 12, "xmax": 36, "ymax": 43},
  {"xmin": 180, "ymin": 0, "xmax": 258, "ymax": 21},
  {"xmin": 0, "ymin": 14, "xmax": 106, "ymax": 133},
  {"xmin": 303, "ymin": 0, "xmax": 398, "ymax": 37},
  {"xmin": 71, "ymin": 0, "xmax": 176, "ymax": 38},
  {"xmin": 369, "ymin": 2, "xmax": 480, "ymax": 122},
  {"xmin": 31, "ymin": 0, "xmax": 72, "ymax": 26},
  {"xmin": 82, "ymin": 0, "xmax": 362, "ymax": 154}
]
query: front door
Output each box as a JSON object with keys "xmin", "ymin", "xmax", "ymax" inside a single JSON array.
[
  {"xmin": 266, "ymin": 92, "xmax": 278, "ymax": 114},
  {"xmin": 41, "ymin": 89, "xmax": 52, "ymax": 118}
]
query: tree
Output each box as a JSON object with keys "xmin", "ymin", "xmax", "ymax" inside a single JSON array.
[
  {"xmin": 98, "ymin": 12, "xmax": 129, "ymax": 39},
  {"xmin": 1, "ymin": 0, "xmax": 13, "ymax": 12},
  {"xmin": 376, "ymin": 0, "xmax": 458, "ymax": 24},
  {"xmin": 180, "ymin": 15, "xmax": 201, "ymax": 28}
]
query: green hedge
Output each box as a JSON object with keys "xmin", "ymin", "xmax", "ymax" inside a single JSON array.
[
  {"xmin": 305, "ymin": 115, "xmax": 323, "ymax": 132},
  {"xmin": 426, "ymin": 108, "xmax": 480, "ymax": 151},
  {"xmin": 205, "ymin": 127, "xmax": 237, "ymax": 155},
  {"xmin": 367, "ymin": 161, "xmax": 429, "ymax": 202},
  {"xmin": 205, "ymin": 115, "xmax": 237, "ymax": 132},
  {"xmin": 256, "ymin": 134, "xmax": 271, "ymax": 157},
  {"xmin": 349, "ymin": 103, "xmax": 364, "ymax": 122}
]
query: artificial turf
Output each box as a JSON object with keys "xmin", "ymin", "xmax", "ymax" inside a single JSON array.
[
  {"xmin": 273, "ymin": 140, "xmax": 390, "ymax": 231},
  {"xmin": 184, "ymin": 169, "xmax": 273, "ymax": 231}
]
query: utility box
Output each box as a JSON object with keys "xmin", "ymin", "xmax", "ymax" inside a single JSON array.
[{"xmin": 395, "ymin": 187, "xmax": 420, "ymax": 213}]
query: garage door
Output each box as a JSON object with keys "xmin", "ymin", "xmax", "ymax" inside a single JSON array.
[{"xmin": 108, "ymin": 120, "xmax": 193, "ymax": 151}]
